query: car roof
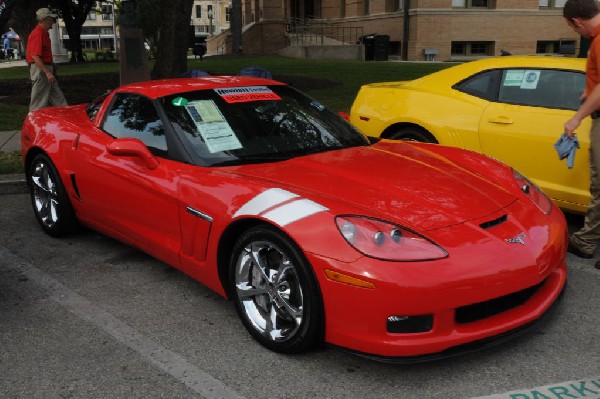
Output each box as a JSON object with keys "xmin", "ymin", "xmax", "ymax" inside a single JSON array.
[
  {"xmin": 448, "ymin": 55, "xmax": 585, "ymax": 73},
  {"xmin": 114, "ymin": 76, "xmax": 286, "ymax": 99},
  {"xmin": 360, "ymin": 55, "xmax": 584, "ymax": 92},
  {"xmin": 415, "ymin": 55, "xmax": 585, "ymax": 85}
]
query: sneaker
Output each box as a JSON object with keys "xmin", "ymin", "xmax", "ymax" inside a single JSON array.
[{"xmin": 567, "ymin": 242, "xmax": 593, "ymax": 259}]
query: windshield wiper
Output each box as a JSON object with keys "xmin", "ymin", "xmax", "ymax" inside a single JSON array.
[{"xmin": 211, "ymin": 156, "xmax": 291, "ymax": 167}]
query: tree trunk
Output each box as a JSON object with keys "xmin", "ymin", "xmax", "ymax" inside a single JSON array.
[
  {"xmin": 51, "ymin": 0, "xmax": 96, "ymax": 63},
  {"xmin": 152, "ymin": 0, "xmax": 194, "ymax": 79},
  {"xmin": 64, "ymin": 23, "xmax": 85, "ymax": 62}
]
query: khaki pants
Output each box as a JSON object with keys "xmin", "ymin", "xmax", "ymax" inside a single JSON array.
[
  {"xmin": 29, "ymin": 63, "xmax": 67, "ymax": 111},
  {"xmin": 572, "ymin": 118, "xmax": 600, "ymax": 255}
]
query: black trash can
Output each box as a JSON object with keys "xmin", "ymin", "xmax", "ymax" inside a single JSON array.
[
  {"xmin": 192, "ymin": 43, "xmax": 207, "ymax": 59},
  {"xmin": 373, "ymin": 35, "xmax": 390, "ymax": 61},
  {"xmin": 359, "ymin": 34, "xmax": 376, "ymax": 61}
]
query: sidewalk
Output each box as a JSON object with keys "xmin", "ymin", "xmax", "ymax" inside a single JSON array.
[
  {"xmin": 0, "ymin": 59, "xmax": 27, "ymax": 69},
  {"xmin": 0, "ymin": 130, "xmax": 27, "ymax": 194},
  {"xmin": 1, "ymin": 59, "xmax": 29, "ymax": 194}
]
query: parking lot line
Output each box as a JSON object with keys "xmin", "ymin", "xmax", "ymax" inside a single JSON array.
[{"xmin": 1, "ymin": 246, "xmax": 245, "ymax": 399}]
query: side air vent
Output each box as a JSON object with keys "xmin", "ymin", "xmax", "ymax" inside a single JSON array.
[
  {"xmin": 479, "ymin": 214, "xmax": 507, "ymax": 230},
  {"xmin": 69, "ymin": 173, "xmax": 81, "ymax": 200}
]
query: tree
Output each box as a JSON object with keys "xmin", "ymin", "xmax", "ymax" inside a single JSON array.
[
  {"xmin": 51, "ymin": 0, "xmax": 98, "ymax": 62},
  {"xmin": 150, "ymin": 0, "xmax": 194, "ymax": 79},
  {"xmin": 0, "ymin": 0, "xmax": 18, "ymax": 34},
  {"xmin": 134, "ymin": 0, "xmax": 160, "ymax": 59}
]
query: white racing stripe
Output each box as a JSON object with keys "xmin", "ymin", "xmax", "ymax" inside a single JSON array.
[
  {"xmin": 471, "ymin": 377, "xmax": 600, "ymax": 399},
  {"xmin": 234, "ymin": 187, "xmax": 328, "ymax": 227},
  {"xmin": 262, "ymin": 198, "xmax": 328, "ymax": 226},
  {"xmin": 0, "ymin": 247, "xmax": 245, "ymax": 399},
  {"xmin": 233, "ymin": 188, "xmax": 299, "ymax": 218}
]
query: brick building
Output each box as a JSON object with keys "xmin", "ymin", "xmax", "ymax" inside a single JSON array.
[
  {"xmin": 235, "ymin": 0, "xmax": 584, "ymax": 60},
  {"xmin": 56, "ymin": 0, "xmax": 586, "ymax": 61}
]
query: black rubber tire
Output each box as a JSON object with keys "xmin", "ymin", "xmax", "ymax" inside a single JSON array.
[
  {"xmin": 388, "ymin": 126, "xmax": 436, "ymax": 143},
  {"xmin": 230, "ymin": 225, "xmax": 323, "ymax": 354},
  {"xmin": 28, "ymin": 153, "xmax": 79, "ymax": 237}
]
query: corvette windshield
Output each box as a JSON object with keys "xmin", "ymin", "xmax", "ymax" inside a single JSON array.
[{"xmin": 161, "ymin": 85, "xmax": 369, "ymax": 166}]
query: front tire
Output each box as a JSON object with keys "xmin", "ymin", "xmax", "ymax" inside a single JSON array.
[
  {"xmin": 28, "ymin": 153, "xmax": 79, "ymax": 237},
  {"xmin": 230, "ymin": 225, "xmax": 323, "ymax": 354}
]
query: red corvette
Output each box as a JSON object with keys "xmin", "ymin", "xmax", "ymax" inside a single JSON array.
[{"xmin": 21, "ymin": 76, "xmax": 567, "ymax": 360}]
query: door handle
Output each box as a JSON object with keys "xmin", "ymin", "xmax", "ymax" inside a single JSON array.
[{"xmin": 488, "ymin": 116, "xmax": 513, "ymax": 124}]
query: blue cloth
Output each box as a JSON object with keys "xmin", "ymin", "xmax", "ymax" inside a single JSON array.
[
  {"xmin": 238, "ymin": 66, "xmax": 272, "ymax": 79},
  {"xmin": 179, "ymin": 70, "xmax": 210, "ymax": 78},
  {"xmin": 554, "ymin": 133, "xmax": 580, "ymax": 169}
]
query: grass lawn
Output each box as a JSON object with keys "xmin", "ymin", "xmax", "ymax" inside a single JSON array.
[
  {"xmin": 191, "ymin": 56, "xmax": 454, "ymax": 111},
  {"xmin": 0, "ymin": 55, "xmax": 455, "ymax": 174},
  {"xmin": 0, "ymin": 151, "xmax": 23, "ymax": 174}
]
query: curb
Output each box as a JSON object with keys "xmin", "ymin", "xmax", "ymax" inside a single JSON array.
[{"xmin": 0, "ymin": 174, "xmax": 28, "ymax": 195}]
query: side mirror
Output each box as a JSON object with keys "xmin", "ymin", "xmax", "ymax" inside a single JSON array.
[{"xmin": 106, "ymin": 138, "xmax": 159, "ymax": 170}]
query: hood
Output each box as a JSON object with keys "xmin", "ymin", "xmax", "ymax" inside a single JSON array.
[{"xmin": 230, "ymin": 142, "xmax": 517, "ymax": 231}]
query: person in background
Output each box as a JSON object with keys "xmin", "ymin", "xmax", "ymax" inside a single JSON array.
[
  {"xmin": 2, "ymin": 34, "xmax": 10, "ymax": 59},
  {"xmin": 563, "ymin": 0, "xmax": 600, "ymax": 267},
  {"xmin": 26, "ymin": 8, "xmax": 67, "ymax": 111}
]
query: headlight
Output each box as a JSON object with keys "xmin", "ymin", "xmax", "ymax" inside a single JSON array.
[
  {"xmin": 335, "ymin": 216, "xmax": 448, "ymax": 261},
  {"xmin": 513, "ymin": 170, "xmax": 553, "ymax": 215}
]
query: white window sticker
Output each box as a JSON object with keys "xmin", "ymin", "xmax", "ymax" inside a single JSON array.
[
  {"xmin": 520, "ymin": 70, "xmax": 541, "ymax": 89},
  {"xmin": 184, "ymin": 100, "xmax": 242, "ymax": 153},
  {"xmin": 504, "ymin": 70, "xmax": 525, "ymax": 86}
]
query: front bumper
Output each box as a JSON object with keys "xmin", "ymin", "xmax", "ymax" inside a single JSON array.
[{"xmin": 309, "ymin": 206, "xmax": 568, "ymax": 359}]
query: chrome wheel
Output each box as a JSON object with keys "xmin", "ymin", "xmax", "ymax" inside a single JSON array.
[
  {"xmin": 235, "ymin": 240, "xmax": 303, "ymax": 342},
  {"xmin": 28, "ymin": 154, "xmax": 78, "ymax": 237},
  {"xmin": 31, "ymin": 160, "xmax": 59, "ymax": 230},
  {"xmin": 231, "ymin": 226, "xmax": 323, "ymax": 353}
]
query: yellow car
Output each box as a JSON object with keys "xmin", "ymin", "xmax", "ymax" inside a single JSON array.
[{"xmin": 350, "ymin": 56, "xmax": 589, "ymax": 213}]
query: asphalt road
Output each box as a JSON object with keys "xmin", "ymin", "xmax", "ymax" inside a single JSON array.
[{"xmin": 1, "ymin": 192, "xmax": 600, "ymax": 399}]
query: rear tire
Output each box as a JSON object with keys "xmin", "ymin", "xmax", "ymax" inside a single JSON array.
[
  {"xmin": 230, "ymin": 225, "xmax": 323, "ymax": 354},
  {"xmin": 28, "ymin": 154, "xmax": 79, "ymax": 237},
  {"xmin": 388, "ymin": 126, "xmax": 437, "ymax": 143}
]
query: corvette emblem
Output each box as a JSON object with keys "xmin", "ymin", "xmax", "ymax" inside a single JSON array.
[{"xmin": 506, "ymin": 233, "xmax": 526, "ymax": 245}]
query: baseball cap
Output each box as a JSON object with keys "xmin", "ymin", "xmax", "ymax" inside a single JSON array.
[{"xmin": 36, "ymin": 8, "xmax": 58, "ymax": 21}]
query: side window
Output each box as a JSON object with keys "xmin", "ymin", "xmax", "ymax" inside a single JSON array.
[
  {"xmin": 102, "ymin": 93, "xmax": 168, "ymax": 156},
  {"xmin": 86, "ymin": 92, "xmax": 109, "ymax": 121},
  {"xmin": 454, "ymin": 70, "xmax": 500, "ymax": 101},
  {"xmin": 498, "ymin": 69, "xmax": 584, "ymax": 110}
]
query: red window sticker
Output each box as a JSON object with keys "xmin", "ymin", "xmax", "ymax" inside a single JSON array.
[{"xmin": 215, "ymin": 86, "xmax": 282, "ymax": 103}]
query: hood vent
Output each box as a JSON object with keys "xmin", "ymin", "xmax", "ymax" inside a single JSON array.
[{"xmin": 479, "ymin": 214, "xmax": 508, "ymax": 230}]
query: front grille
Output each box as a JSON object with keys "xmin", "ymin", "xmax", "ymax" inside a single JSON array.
[{"xmin": 455, "ymin": 279, "xmax": 545, "ymax": 324}]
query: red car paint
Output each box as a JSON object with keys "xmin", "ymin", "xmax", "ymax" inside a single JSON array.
[{"xmin": 21, "ymin": 77, "xmax": 567, "ymax": 359}]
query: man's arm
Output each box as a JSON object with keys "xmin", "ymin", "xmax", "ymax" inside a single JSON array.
[{"xmin": 565, "ymin": 83, "xmax": 600, "ymax": 138}]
